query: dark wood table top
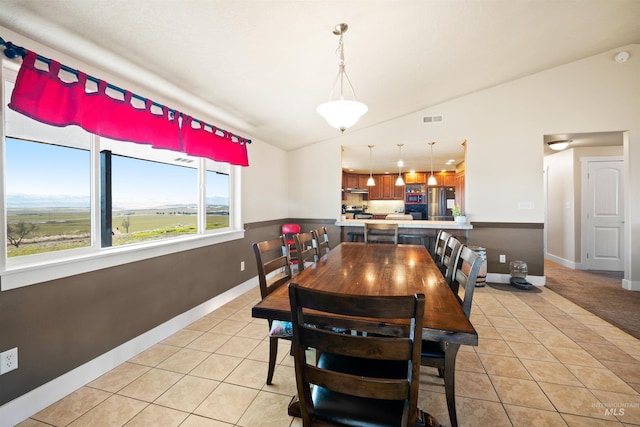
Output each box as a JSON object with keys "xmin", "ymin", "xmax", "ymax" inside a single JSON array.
[{"xmin": 252, "ymin": 242, "xmax": 478, "ymax": 346}]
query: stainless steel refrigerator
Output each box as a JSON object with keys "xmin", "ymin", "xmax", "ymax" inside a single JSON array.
[{"xmin": 427, "ymin": 187, "xmax": 456, "ymax": 220}]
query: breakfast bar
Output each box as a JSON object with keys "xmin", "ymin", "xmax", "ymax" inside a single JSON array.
[{"xmin": 336, "ymin": 218, "xmax": 473, "ymax": 251}]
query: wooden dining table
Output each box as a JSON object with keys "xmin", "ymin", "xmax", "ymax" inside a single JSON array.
[{"xmin": 252, "ymin": 242, "xmax": 478, "ymax": 425}]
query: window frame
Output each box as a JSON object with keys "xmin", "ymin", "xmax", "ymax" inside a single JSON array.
[{"xmin": 1, "ymin": 59, "xmax": 244, "ymax": 291}]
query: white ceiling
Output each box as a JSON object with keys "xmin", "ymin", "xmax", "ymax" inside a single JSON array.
[{"xmin": 0, "ymin": 1, "xmax": 638, "ymax": 173}]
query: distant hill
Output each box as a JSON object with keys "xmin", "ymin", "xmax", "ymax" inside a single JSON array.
[
  {"xmin": 7, "ymin": 193, "xmax": 229, "ymax": 209},
  {"xmin": 7, "ymin": 194, "xmax": 90, "ymax": 208}
]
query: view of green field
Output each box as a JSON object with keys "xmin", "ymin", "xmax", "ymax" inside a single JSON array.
[{"xmin": 6, "ymin": 207, "xmax": 229, "ymax": 257}]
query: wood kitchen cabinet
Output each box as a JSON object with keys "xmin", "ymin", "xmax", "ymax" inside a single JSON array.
[
  {"xmin": 369, "ymin": 174, "xmax": 403, "ymax": 200},
  {"xmin": 404, "ymin": 172, "xmax": 426, "ymax": 184},
  {"xmin": 344, "ymin": 173, "xmax": 358, "ymax": 189},
  {"xmin": 456, "ymin": 170, "xmax": 465, "ymax": 212},
  {"xmin": 358, "ymin": 174, "xmax": 370, "ymax": 188},
  {"xmin": 367, "ymin": 176, "xmax": 381, "ymax": 199},
  {"xmin": 443, "ymin": 172, "xmax": 456, "ymax": 187},
  {"xmin": 426, "ymin": 171, "xmax": 456, "ymax": 187}
]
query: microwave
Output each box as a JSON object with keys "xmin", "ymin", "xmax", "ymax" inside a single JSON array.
[{"xmin": 406, "ymin": 194, "xmax": 424, "ymax": 203}]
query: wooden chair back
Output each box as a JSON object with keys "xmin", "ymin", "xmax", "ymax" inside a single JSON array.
[
  {"xmin": 311, "ymin": 226, "xmax": 330, "ymax": 257},
  {"xmin": 282, "ymin": 223, "xmax": 301, "ymax": 263},
  {"xmin": 289, "ymin": 283, "xmax": 425, "ymax": 427},
  {"xmin": 451, "ymin": 245, "xmax": 484, "ymax": 317},
  {"xmin": 293, "ymin": 232, "xmax": 318, "ymax": 271},
  {"xmin": 433, "ymin": 230, "xmax": 451, "ymax": 267},
  {"xmin": 252, "ymin": 236, "xmax": 292, "ymax": 299},
  {"xmin": 364, "ymin": 222, "xmax": 399, "ymax": 244},
  {"xmin": 440, "ymin": 236, "xmax": 463, "ymax": 287}
]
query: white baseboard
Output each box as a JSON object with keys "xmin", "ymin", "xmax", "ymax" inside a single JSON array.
[
  {"xmin": 486, "ymin": 273, "xmax": 546, "ymax": 286},
  {"xmin": 544, "ymin": 253, "xmax": 581, "ymax": 270},
  {"xmin": 622, "ymin": 279, "xmax": 640, "ymax": 291},
  {"xmin": 0, "ymin": 277, "xmax": 258, "ymax": 427}
]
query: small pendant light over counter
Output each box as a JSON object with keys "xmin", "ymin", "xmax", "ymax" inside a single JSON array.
[
  {"xmin": 367, "ymin": 145, "xmax": 375, "ymax": 186},
  {"xmin": 428, "ymin": 141, "xmax": 437, "ymax": 186},
  {"xmin": 396, "ymin": 144, "xmax": 405, "ymax": 186}
]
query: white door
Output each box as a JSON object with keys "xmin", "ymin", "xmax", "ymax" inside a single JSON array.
[{"xmin": 585, "ymin": 160, "xmax": 624, "ymax": 271}]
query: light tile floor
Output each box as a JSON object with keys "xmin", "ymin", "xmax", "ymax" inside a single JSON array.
[{"xmin": 17, "ymin": 283, "xmax": 640, "ymax": 427}]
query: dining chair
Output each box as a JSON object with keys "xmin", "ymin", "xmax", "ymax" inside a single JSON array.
[
  {"xmin": 311, "ymin": 226, "xmax": 330, "ymax": 257},
  {"xmin": 432, "ymin": 230, "xmax": 451, "ymax": 267},
  {"xmin": 252, "ymin": 236, "xmax": 294, "ymax": 385},
  {"xmin": 293, "ymin": 232, "xmax": 319, "ymax": 271},
  {"xmin": 282, "ymin": 223, "xmax": 301, "ymax": 268},
  {"xmin": 364, "ymin": 222, "xmax": 399, "ymax": 244},
  {"xmin": 288, "ymin": 283, "xmax": 427, "ymax": 427},
  {"xmin": 439, "ymin": 236, "xmax": 463, "ymax": 287},
  {"xmin": 421, "ymin": 245, "xmax": 483, "ymax": 427}
]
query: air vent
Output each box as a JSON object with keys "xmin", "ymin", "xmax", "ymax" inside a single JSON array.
[{"xmin": 423, "ymin": 115, "xmax": 443, "ymax": 123}]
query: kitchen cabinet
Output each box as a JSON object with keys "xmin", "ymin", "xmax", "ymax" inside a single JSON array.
[
  {"xmin": 381, "ymin": 175, "xmax": 394, "ymax": 199},
  {"xmin": 443, "ymin": 172, "xmax": 456, "ymax": 187},
  {"xmin": 358, "ymin": 174, "xmax": 370, "ymax": 188},
  {"xmin": 426, "ymin": 171, "xmax": 455, "ymax": 187},
  {"xmin": 455, "ymin": 170, "xmax": 465, "ymax": 213},
  {"xmin": 367, "ymin": 175, "xmax": 381, "ymax": 199},
  {"xmin": 344, "ymin": 173, "xmax": 358, "ymax": 189},
  {"xmin": 404, "ymin": 172, "xmax": 426, "ymax": 184},
  {"xmin": 394, "ymin": 179, "xmax": 405, "ymax": 199},
  {"xmin": 371, "ymin": 174, "xmax": 403, "ymax": 200}
]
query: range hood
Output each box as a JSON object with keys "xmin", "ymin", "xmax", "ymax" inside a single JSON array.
[{"xmin": 347, "ymin": 188, "xmax": 369, "ymax": 194}]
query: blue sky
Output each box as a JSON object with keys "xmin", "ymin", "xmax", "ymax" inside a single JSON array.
[{"xmin": 6, "ymin": 137, "xmax": 228, "ymax": 209}]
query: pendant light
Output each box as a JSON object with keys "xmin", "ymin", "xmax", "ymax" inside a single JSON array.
[
  {"xmin": 395, "ymin": 144, "xmax": 405, "ymax": 186},
  {"xmin": 427, "ymin": 141, "xmax": 437, "ymax": 186},
  {"xmin": 367, "ymin": 145, "xmax": 375, "ymax": 186},
  {"xmin": 317, "ymin": 23, "xmax": 368, "ymax": 133}
]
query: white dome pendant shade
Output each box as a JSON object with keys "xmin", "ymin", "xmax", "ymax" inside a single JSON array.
[
  {"xmin": 317, "ymin": 100, "xmax": 368, "ymax": 132},
  {"xmin": 317, "ymin": 23, "xmax": 368, "ymax": 133}
]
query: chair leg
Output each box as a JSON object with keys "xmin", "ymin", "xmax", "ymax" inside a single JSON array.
[
  {"xmin": 267, "ymin": 336, "xmax": 278, "ymax": 385},
  {"xmin": 444, "ymin": 343, "xmax": 461, "ymax": 427}
]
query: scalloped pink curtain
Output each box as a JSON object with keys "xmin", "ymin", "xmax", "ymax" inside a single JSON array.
[{"xmin": 8, "ymin": 50, "xmax": 249, "ymax": 166}]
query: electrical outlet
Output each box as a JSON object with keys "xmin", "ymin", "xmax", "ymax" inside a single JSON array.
[
  {"xmin": 0, "ymin": 347, "xmax": 18, "ymax": 374},
  {"xmin": 499, "ymin": 254, "xmax": 506, "ymax": 263},
  {"xmin": 240, "ymin": 261, "xmax": 245, "ymax": 271}
]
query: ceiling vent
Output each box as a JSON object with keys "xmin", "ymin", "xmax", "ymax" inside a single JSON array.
[{"xmin": 423, "ymin": 115, "xmax": 443, "ymax": 123}]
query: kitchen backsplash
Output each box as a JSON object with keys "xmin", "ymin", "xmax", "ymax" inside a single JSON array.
[
  {"xmin": 367, "ymin": 200, "xmax": 404, "ymax": 214},
  {"xmin": 343, "ymin": 193, "xmax": 404, "ymax": 214}
]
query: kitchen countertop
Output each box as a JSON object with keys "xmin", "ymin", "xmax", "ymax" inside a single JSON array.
[{"xmin": 335, "ymin": 219, "xmax": 473, "ymax": 230}]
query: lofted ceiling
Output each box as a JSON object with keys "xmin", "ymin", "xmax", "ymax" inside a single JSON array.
[{"xmin": 0, "ymin": 1, "xmax": 638, "ymax": 173}]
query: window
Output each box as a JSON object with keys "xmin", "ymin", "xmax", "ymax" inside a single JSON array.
[
  {"xmin": 5, "ymin": 137, "xmax": 91, "ymax": 257},
  {"xmin": 206, "ymin": 170, "xmax": 230, "ymax": 230},
  {"xmin": 1, "ymin": 61, "xmax": 242, "ymax": 290}
]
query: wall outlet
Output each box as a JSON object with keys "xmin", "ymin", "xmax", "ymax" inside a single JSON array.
[
  {"xmin": 499, "ymin": 254, "xmax": 506, "ymax": 263},
  {"xmin": 0, "ymin": 347, "xmax": 18, "ymax": 374},
  {"xmin": 240, "ymin": 261, "xmax": 245, "ymax": 271}
]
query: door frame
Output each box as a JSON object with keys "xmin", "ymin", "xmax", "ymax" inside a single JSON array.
[{"xmin": 580, "ymin": 155, "xmax": 624, "ymax": 271}]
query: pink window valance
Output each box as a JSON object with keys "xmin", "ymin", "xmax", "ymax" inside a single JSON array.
[{"xmin": 8, "ymin": 50, "xmax": 249, "ymax": 166}]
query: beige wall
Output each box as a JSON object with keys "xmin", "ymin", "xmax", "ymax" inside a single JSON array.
[
  {"xmin": 545, "ymin": 149, "xmax": 576, "ymax": 265},
  {"xmin": 287, "ymin": 139, "xmax": 343, "ymax": 219}
]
